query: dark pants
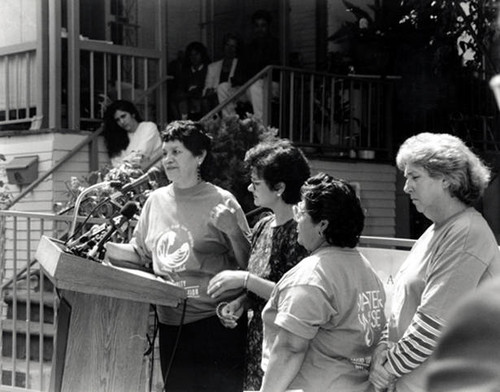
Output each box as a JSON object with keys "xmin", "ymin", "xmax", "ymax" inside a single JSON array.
[{"xmin": 159, "ymin": 315, "xmax": 247, "ymax": 392}]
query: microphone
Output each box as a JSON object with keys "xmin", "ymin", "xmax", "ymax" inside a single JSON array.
[
  {"xmin": 120, "ymin": 167, "xmax": 163, "ymax": 193},
  {"xmin": 66, "ymin": 223, "xmax": 108, "ymax": 248},
  {"xmin": 87, "ymin": 201, "xmax": 139, "ymax": 260}
]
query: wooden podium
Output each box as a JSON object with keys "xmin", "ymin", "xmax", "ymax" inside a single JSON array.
[{"xmin": 35, "ymin": 236, "xmax": 187, "ymax": 392}]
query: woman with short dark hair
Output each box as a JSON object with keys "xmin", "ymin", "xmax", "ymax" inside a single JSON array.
[
  {"xmin": 207, "ymin": 139, "xmax": 310, "ymax": 390},
  {"xmin": 260, "ymin": 172, "xmax": 386, "ymax": 392},
  {"xmin": 106, "ymin": 120, "xmax": 250, "ymax": 392}
]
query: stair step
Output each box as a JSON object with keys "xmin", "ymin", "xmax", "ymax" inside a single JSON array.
[
  {"xmin": 4, "ymin": 290, "xmax": 57, "ymax": 323},
  {"xmin": 1, "ymin": 356, "xmax": 51, "ymax": 390},
  {"xmin": 2, "ymin": 320, "xmax": 55, "ymax": 361}
]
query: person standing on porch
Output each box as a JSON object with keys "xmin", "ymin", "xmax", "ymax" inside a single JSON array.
[{"xmin": 229, "ymin": 9, "xmax": 280, "ymax": 121}]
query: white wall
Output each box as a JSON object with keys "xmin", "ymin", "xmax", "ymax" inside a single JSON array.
[
  {"xmin": 309, "ymin": 159, "xmax": 397, "ymax": 237},
  {"xmin": 0, "ymin": 0, "xmax": 37, "ymax": 46},
  {"xmin": 0, "ymin": 131, "xmax": 110, "ymax": 279}
]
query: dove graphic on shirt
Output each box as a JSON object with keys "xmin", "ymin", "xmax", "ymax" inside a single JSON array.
[{"xmin": 155, "ymin": 228, "xmax": 191, "ymax": 272}]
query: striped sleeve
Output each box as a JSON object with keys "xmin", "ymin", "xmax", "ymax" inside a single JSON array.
[
  {"xmin": 386, "ymin": 311, "xmax": 444, "ymax": 377},
  {"xmin": 377, "ymin": 323, "xmax": 389, "ymax": 345}
]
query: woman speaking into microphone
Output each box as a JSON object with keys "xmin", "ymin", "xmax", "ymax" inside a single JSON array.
[{"xmin": 105, "ymin": 120, "xmax": 251, "ymax": 392}]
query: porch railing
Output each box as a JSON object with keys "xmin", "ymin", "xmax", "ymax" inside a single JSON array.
[
  {"xmin": 0, "ymin": 39, "xmax": 167, "ymax": 131},
  {"xmin": 0, "ymin": 210, "xmax": 111, "ymax": 391},
  {"xmin": 77, "ymin": 40, "xmax": 164, "ymax": 127},
  {"xmin": 0, "ymin": 208, "xmax": 414, "ymax": 392},
  {"xmin": 203, "ymin": 66, "xmax": 399, "ymax": 160}
]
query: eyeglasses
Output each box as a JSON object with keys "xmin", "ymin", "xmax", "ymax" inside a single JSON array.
[{"xmin": 293, "ymin": 202, "xmax": 308, "ymax": 220}]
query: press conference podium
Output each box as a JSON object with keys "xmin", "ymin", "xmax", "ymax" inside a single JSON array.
[{"xmin": 35, "ymin": 236, "xmax": 187, "ymax": 392}]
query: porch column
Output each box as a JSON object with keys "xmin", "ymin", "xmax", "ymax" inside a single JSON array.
[
  {"xmin": 67, "ymin": 0, "xmax": 80, "ymax": 130},
  {"xmin": 48, "ymin": 0, "xmax": 62, "ymax": 129}
]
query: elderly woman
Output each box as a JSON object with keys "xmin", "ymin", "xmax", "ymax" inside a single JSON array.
[
  {"xmin": 207, "ymin": 139, "xmax": 310, "ymax": 390},
  {"xmin": 103, "ymin": 100, "xmax": 162, "ymax": 169},
  {"xmin": 105, "ymin": 120, "xmax": 250, "ymax": 392},
  {"xmin": 369, "ymin": 132, "xmax": 500, "ymax": 392},
  {"xmin": 259, "ymin": 172, "xmax": 386, "ymax": 392}
]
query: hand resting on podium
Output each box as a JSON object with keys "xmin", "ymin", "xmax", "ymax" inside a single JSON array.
[{"xmin": 104, "ymin": 242, "xmax": 152, "ymax": 273}]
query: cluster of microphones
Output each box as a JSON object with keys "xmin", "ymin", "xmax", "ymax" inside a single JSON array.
[{"xmin": 64, "ymin": 167, "xmax": 163, "ymax": 262}]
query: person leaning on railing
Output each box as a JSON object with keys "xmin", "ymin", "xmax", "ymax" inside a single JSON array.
[
  {"xmin": 369, "ymin": 132, "xmax": 500, "ymax": 392},
  {"xmin": 103, "ymin": 100, "xmax": 162, "ymax": 170}
]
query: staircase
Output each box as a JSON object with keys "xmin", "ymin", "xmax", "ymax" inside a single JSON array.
[{"xmin": 1, "ymin": 270, "xmax": 56, "ymax": 391}]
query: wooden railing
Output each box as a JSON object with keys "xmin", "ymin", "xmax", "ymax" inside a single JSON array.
[
  {"xmin": 202, "ymin": 66, "xmax": 399, "ymax": 160},
  {"xmin": 78, "ymin": 40, "xmax": 165, "ymax": 126},
  {"xmin": 0, "ymin": 211, "xmax": 110, "ymax": 391}
]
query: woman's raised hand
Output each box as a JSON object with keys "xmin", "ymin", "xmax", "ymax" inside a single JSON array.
[{"xmin": 209, "ymin": 199, "xmax": 238, "ymax": 234}]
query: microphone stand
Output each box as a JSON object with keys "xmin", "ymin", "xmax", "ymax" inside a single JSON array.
[{"xmin": 68, "ymin": 181, "xmax": 119, "ymax": 240}]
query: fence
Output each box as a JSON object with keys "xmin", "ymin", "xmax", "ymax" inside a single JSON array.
[
  {"xmin": 0, "ymin": 211, "xmax": 109, "ymax": 391},
  {"xmin": 78, "ymin": 40, "xmax": 163, "ymax": 127},
  {"xmin": 203, "ymin": 66, "xmax": 398, "ymax": 160}
]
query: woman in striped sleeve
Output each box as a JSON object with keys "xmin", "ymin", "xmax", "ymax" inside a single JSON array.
[{"xmin": 369, "ymin": 133, "xmax": 500, "ymax": 392}]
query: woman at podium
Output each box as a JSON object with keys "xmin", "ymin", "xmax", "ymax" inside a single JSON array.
[{"xmin": 105, "ymin": 120, "xmax": 251, "ymax": 392}]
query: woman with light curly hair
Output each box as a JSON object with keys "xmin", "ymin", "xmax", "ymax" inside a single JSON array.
[{"xmin": 370, "ymin": 132, "xmax": 500, "ymax": 392}]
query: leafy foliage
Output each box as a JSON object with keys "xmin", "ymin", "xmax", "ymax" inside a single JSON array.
[{"xmin": 202, "ymin": 115, "xmax": 278, "ymax": 212}]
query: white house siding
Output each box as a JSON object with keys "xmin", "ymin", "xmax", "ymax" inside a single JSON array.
[
  {"xmin": 309, "ymin": 159, "xmax": 397, "ymax": 237},
  {"xmin": 0, "ymin": 132, "xmax": 110, "ymax": 281},
  {"xmin": 289, "ymin": 0, "xmax": 316, "ymax": 69},
  {"xmin": 0, "ymin": 0, "xmax": 37, "ymax": 46}
]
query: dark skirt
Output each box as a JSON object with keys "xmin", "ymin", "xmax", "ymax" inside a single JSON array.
[{"xmin": 159, "ymin": 314, "xmax": 247, "ymax": 392}]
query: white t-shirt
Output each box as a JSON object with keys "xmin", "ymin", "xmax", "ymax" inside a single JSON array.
[
  {"xmin": 262, "ymin": 246, "xmax": 386, "ymax": 392},
  {"xmin": 388, "ymin": 207, "xmax": 500, "ymax": 392},
  {"xmin": 111, "ymin": 121, "xmax": 162, "ymax": 169}
]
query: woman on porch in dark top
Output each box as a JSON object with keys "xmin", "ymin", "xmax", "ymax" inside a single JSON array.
[{"xmin": 172, "ymin": 41, "xmax": 211, "ymax": 121}]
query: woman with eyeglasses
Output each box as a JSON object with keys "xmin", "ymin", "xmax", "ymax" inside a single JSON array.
[
  {"xmin": 259, "ymin": 172, "xmax": 386, "ymax": 392},
  {"xmin": 207, "ymin": 138, "xmax": 310, "ymax": 390}
]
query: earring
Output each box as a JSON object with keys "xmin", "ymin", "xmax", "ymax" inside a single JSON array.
[
  {"xmin": 277, "ymin": 193, "xmax": 282, "ymax": 198},
  {"xmin": 197, "ymin": 163, "xmax": 201, "ymax": 182}
]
